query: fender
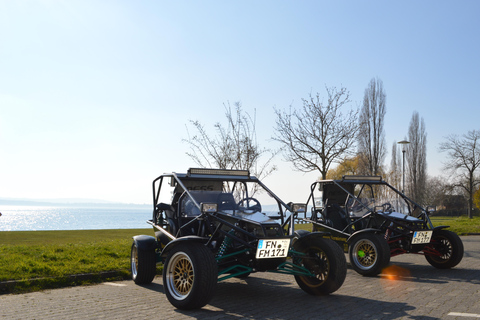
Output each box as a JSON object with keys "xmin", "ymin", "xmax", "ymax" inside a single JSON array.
[
  {"xmin": 293, "ymin": 231, "xmax": 332, "ymax": 248},
  {"xmin": 132, "ymin": 235, "xmax": 157, "ymax": 251},
  {"xmin": 160, "ymin": 235, "xmax": 210, "ymax": 259},
  {"xmin": 347, "ymin": 228, "xmax": 383, "ymax": 243}
]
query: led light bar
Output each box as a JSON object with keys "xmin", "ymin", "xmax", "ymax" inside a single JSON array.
[
  {"xmin": 188, "ymin": 168, "xmax": 250, "ymax": 176},
  {"xmin": 342, "ymin": 175, "xmax": 382, "ymax": 182}
]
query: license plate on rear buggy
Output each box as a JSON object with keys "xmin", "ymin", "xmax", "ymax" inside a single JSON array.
[
  {"xmin": 256, "ymin": 239, "xmax": 290, "ymax": 259},
  {"xmin": 412, "ymin": 231, "xmax": 433, "ymax": 244}
]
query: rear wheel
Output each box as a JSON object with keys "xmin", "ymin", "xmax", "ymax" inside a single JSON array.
[
  {"xmin": 163, "ymin": 242, "xmax": 217, "ymax": 310},
  {"xmin": 131, "ymin": 242, "xmax": 157, "ymax": 284},
  {"xmin": 293, "ymin": 237, "xmax": 347, "ymax": 295},
  {"xmin": 348, "ymin": 233, "xmax": 390, "ymax": 276},
  {"xmin": 425, "ymin": 229, "xmax": 464, "ymax": 269}
]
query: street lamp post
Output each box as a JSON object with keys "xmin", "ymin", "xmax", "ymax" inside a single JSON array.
[{"xmin": 398, "ymin": 140, "xmax": 410, "ymax": 194}]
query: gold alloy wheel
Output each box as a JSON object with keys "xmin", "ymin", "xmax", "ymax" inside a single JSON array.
[
  {"xmin": 165, "ymin": 251, "xmax": 194, "ymax": 299},
  {"xmin": 352, "ymin": 239, "xmax": 378, "ymax": 270}
]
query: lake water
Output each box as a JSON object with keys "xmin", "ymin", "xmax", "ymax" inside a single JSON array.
[
  {"xmin": 0, "ymin": 204, "xmax": 307, "ymax": 232},
  {"xmin": 0, "ymin": 205, "xmax": 153, "ymax": 231}
]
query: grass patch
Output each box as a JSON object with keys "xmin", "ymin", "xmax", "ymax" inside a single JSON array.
[
  {"xmin": 0, "ymin": 229, "xmax": 158, "ymax": 294},
  {"xmin": 430, "ymin": 216, "xmax": 480, "ymax": 235}
]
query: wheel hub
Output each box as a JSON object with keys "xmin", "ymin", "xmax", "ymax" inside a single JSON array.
[
  {"xmin": 172, "ymin": 257, "xmax": 194, "ymax": 295},
  {"xmin": 354, "ymin": 240, "xmax": 377, "ymax": 268}
]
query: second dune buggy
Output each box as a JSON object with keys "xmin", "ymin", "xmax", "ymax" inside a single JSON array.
[{"xmin": 303, "ymin": 175, "xmax": 464, "ymax": 276}]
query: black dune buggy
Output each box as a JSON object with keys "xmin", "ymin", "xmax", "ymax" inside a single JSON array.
[
  {"xmin": 303, "ymin": 175, "xmax": 464, "ymax": 276},
  {"xmin": 131, "ymin": 168, "xmax": 347, "ymax": 310}
]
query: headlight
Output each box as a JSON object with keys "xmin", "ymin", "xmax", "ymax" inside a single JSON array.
[
  {"xmin": 200, "ymin": 202, "xmax": 218, "ymax": 213},
  {"xmin": 291, "ymin": 203, "xmax": 306, "ymax": 213}
]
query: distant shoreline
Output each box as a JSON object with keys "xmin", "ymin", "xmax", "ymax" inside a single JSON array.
[{"xmin": 0, "ymin": 198, "xmax": 151, "ymax": 208}]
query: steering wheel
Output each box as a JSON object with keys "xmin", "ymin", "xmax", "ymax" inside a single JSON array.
[
  {"xmin": 382, "ymin": 202, "xmax": 393, "ymax": 213},
  {"xmin": 237, "ymin": 197, "xmax": 262, "ymax": 213}
]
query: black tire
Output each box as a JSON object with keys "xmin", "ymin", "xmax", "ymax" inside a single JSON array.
[
  {"xmin": 425, "ymin": 229, "xmax": 464, "ymax": 269},
  {"xmin": 131, "ymin": 242, "xmax": 157, "ymax": 284},
  {"xmin": 293, "ymin": 237, "xmax": 347, "ymax": 295},
  {"xmin": 348, "ymin": 233, "xmax": 390, "ymax": 277},
  {"xmin": 163, "ymin": 242, "xmax": 217, "ymax": 310}
]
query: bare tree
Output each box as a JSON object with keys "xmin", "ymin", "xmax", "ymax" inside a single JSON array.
[
  {"xmin": 184, "ymin": 101, "xmax": 277, "ymax": 181},
  {"xmin": 406, "ymin": 112, "xmax": 427, "ymax": 204},
  {"xmin": 424, "ymin": 176, "xmax": 449, "ymax": 209},
  {"xmin": 439, "ymin": 129, "xmax": 480, "ymax": 218},
  {"xmin": 272, "ymin": 86, "xmax": 359, "ymax": 179},
  {"xmin": 357, "ymin": 77, "xmax": 387, "ymax": 176}
]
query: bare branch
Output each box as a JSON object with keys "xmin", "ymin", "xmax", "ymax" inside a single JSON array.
[
  {"xmin": 272, "ymin": 86, "xmax": 358, "ymax": 179},
  {"xmin": 183, "ymin": 101, "xmax": 278, "ymax": 183}
]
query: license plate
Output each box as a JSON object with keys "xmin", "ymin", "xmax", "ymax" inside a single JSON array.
[
  {"xmin": 256, "ymin": 239, "xmax": 290, "ymax": 259},
  {"xmin": 412, "ymin": 231, "xmax": 433, "ymax": 244}
]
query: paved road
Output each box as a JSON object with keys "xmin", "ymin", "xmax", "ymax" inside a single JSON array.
[{"xmin": 1, "ymin": 236, "xmax": 479, "ymax": 320}]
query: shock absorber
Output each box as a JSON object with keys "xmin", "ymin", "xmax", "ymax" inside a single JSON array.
[
  {"xmin": 217, "ymin": 230, "xmax": 234, "ymax": 257},
  {"xmin": 384, "ymin": 222, "xmax": 394, "ymax": 241}
]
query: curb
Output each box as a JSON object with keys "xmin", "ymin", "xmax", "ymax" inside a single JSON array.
[{"xmin": 0, "ymin": 271, "xmax": 128, "ymax": 295}]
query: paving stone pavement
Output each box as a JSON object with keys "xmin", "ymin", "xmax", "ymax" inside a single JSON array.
[{"xmin": 1, "ymin": 236, "xmax": 479, "ymax": 320}]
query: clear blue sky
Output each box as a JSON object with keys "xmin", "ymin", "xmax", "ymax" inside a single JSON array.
[{"xmin": 1, "ymin": 1, "xmax": 479, "ymax": 204}]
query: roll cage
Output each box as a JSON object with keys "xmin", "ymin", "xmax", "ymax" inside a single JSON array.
[
  {"xmin": 151, "ymin": 168, "xmax": 299, "ymax": 241},
  {"xmin": 306, "ymin": 175, "xmax": 435, "ymax": 231}
]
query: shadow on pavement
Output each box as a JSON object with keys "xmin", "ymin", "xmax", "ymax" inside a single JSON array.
[
  {"xmin": 172, "ymin": 275, "xmax": 439, "ymax": 320},
  {"xmin": 137, "ymin": 280, "xmax": 164, "ymax": 293}
]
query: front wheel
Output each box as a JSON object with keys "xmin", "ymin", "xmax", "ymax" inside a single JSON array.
[
  {"xmin": 163, "ymin": 242, "xmax": 217, "ymax": 310},
  {"xmin": 131, "ymin": 242, "xmax": 157, "ymax": 284},
  {"xmin": 425, "ymin": 229, "xmax": 464, "ymax": 269},
  {"xmin": 293, "ymin": 237, "xmax": 347, "ymax": 295},
  {"xmin": 348, "ymin": 233, "xmax": 390, "ymax": 276}
]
